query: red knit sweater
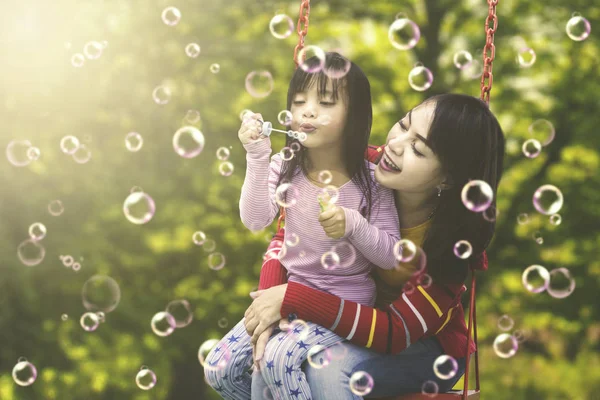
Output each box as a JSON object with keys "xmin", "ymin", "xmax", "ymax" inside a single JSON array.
[{"xmin": 257, "ymin": 145, "xmax": 485, "ymax": 359}]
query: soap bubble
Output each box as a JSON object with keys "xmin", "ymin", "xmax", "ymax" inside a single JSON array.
[
  {"xmin": 318, "ymin": 170, "xmax": 333, "ymax": 184},
  {"xmin": 83, "ymin": 41, "xmax": 103, "ymax": 59},
  {"xmin": 462, "ymin": 59, "xmax": 483, "ymax": 80},
  {"xmin": 517, "ymin": 213, "xmax": 529, "ymax": 225},
  {"xmin": 12, "ymin": 360, "xmax": 37, "ymax": 386},
  {"xmin": 416, "ymin": 273, "xmax": 433, "ymax": 288},
  {"xmin": 96, "ymin": 311, "xmax": 105, "ymax": 323},
  {"xmin": 27, "ymin": 146, "xmax": 41, "ymax": 161},
  {"xmin": 28, "ymin": 223, "xmax": 47, "ymax": 241},
  {"xmin": 269, "ymin": 14, "xmax": 294, "ymax": 39},
  {"xmin": 277, "ymin": 110, "xmax": 293, "ymax": 126},
  {"xmin": 173, "ymin": 126, "xmax": 205, "ymax": 158},
  {"xmin": 461, "ymin": 180, "xmax": 493, "ymax": 212},
  {"xmin": 533, "ymin": 185, "xmax": 563, "ymax": 215},
  {"xmin": 332, "ymin": 242, "xmax": 357, "ymax": 268},
  {"xmin": 216, "ymin": 147, "xmax": 230, "ymax": 161},
  {"xmin": 388, "ymin": 18, "xmax": 420, "ymax": 50},
  {"xmin": 408, "ymin": 64, "xmax": 433, "ymax": 91},
  {"xmin": 208, "ymin": 252, "xmax": 226, "ymax": 270},
  {"xmin": 566, "ymin": 13, "xmax": 591, "ymax": 41},
  {"xmin": 17, "ymin": 239, "xmax": 45, "ymax": 266},
  {"xmin": 199, "ymin": 339, "xmax": 231, "ymax": 371},
  {"xmin": 72, "ymin": 262, "xmax": 81, "ymax": 272},
  {"xmin": 151, "ymin": 311, "xmax": 176, "ymax": 337},
  {"xmin": 549, "ymin": 214, "xmax": 562, "ymax": 226},
  {"xmin": 193, "ymin": 231, "xmax": 206, "ymax": 246},
  {"xmin": 185, "ymin": 109, "xmax": 202, "ymax": 124},
  {"xmin": 433, "ymin": 355, "xmax": 458, "ymax": 380},
  {"xmin": 285, "ymin": 233, "xmax": 300, "ymax": 247},
  {"xmin": 152, "ymin": 85, "xmax": 172, "ymax": 105},
  {"xmin": 280, "ymin": 147, "xmax": 294, "ymax": 161},
  {"xmin": 60, "ymin": 255, "xmax": 74, "ymax": 267},
  {"xmin": 497, "ymin": 314, "xmax": 514, "ymax": 331},
  {"xmin": 71, "ymin": 53, "xmax": 85, "ymax": 67},
  {"xmin": 528, "ymin": 119, "xmax": 556, "ymax": 146},
  {"xmin": 125, "ymin": 132, "xmax": 143, "ymax": 152},
  {"xmin": 218, "ymin": 162, "xmax": 234, "ymax": 177},
  {"xmin": 453, "ymin": 50, "xmax": 473, "ymax": 70},
  {"xmin": 493, "ymin": 333, "xmax": 518, "ymax": 358},
  {"xmin": 453, "ymin": 240, "xmax": 473, "ymax": 259},
  {"xmin": 82, "ymin": 275, "xmax": 121, "ymax": 313},
  {"xmin": 349, "ymin": 371, "xmax": 374, "ymax": 396},
  {"xmin": 80, "ymin": 312, "xmax": 100, "ymax": 332},
  {"xmin": 297, "ymin": 46, "xmax": 326, "ymax": 73},
  {"xmin": 49, "ymin": 199, "xmax": 65, "ymax": 216},
  {"xmin": 6, "ymin": 140, "xmax": 33, "ymax": 167},
  {"xmin": 275, "ymin": 183, "xmax": 299, "ymax": 208},
  {"xmin": 136, "ymin": 367, "xmax": 157, "ymax": 390},
  {"xmin": 60, "ymin": 136, "xmax": 80, "ymax": 154},
  {"xmin": 203, "ymin": 239, "xmax": 216, "ymax": 252},
  {"xmin": 72, "ymin": 144, "xmax": 92, "ymax": 164},
  {"xmin": 61, "ymin": 314, "xmax": 68, "ymax": 321},
  {"xmin": 210, "ymin": 63, "xmax": 220, "ymax": 73},
  {"xmin": 307, "ymin": 344, "xmax": 331, "ymax": 369},
  {"xmin": 516, "ymin": 47, "xmax": 536, "ymax": 68},
  {"xmin": 321, "ymin": 251, "xmax": 340, "ymax": 270},
  {"xmin": 166, "ymin": 299, "xmax": 193, "ymax": 328},
  {"xmin": 533, "ymin": 231, "xmax": 544, "ymax": 245},
  {"xmin": 123, "ymin": 192, "xmax": 156, "ymax": 224},
  {"xmin": 522, "ymin": 139, "xmax": 542, "ymax": 158},
  {"xmin": 522, "ymin": 265, "xmax": 550, "ymax": 294},
  {"xmin": 185, "ymin": 43, "xmax": 201, "ymax": 58},
  {"xmin": 393, "ymin": 239, "xmax": 417, "ymax": 262},
  {"xmin": 162, "ymin": 7, "xmax": 181, "ymax": 26},
  {"xmin": 217, "ymin": 317, "xmax": 228, "ymax": 328},
  {"xmin": 547, "ymin": 268, "xmax": 576, "ymax": 299},
  {"xmin": 421, "ymin": 380, "xmax": 439, "ymax": 397},
  {"xmin": 245, "ymin": 70, "xmax": 274, "ymax": 98}
]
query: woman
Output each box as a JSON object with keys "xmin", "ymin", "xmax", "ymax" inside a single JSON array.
[{"xmin": 243, "ymin": 93, "xmax": 505, "ymax": 399}]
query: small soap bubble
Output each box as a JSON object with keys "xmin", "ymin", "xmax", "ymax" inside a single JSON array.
[
  {"xmin": 245, "ymin": 70, "xmax": 274, "ymax": 99},
  {"xmin": 173, "ymin": 126, "xmax": 205, "ymax": 158},
  {"xmin": 6, "ymin": 140, "xmax": 33, "ymax": 167},
  {"xmin": 275, "ymin": 183, "xmax": 299, "ymax": 208},
  {"xmin": 83, "ymin": 41, "xmax": 103, "ymax": 59},
  {"xmin": 416, "ymin": 273, "xmax": 432, "ymax": 288},
  {"xmin": 199, "ymin": 339, "xmax": 232, "ymax": 371},
  {"xmin": 453, "ymin": 50, "xmax": 473, "ymax": 70},
  {"xmin": 135, "ymin": 367, "xmax": 157, "ymax": 390},
  {"xmin": 421, "ymin": 380, "xmax": 439, "ymax": 397},
  {"xmin": 533, "ymin": 185, "xmax": 563, "ymax": 215},
  {"xmin": 203, "ymin": 239, "xmax": 216, "ymax": 252},
  {"xmin": 151, "ymin": 311, "xmax": 176, "ymax": 337},
  {"xmin": 408, "ymin": 63, "xmax": 433, "ymax": 91},
  {"xmin": 297, "ymin": 46, "xmax": 326, "ymax": 73},
  {"xmin": 48, "ymin": 200, "xmax": 65, "ymax": 216},
  {"xmin": 61, "ymin": 255, "xmax": 74, "ymax": 267},
  {"xmin": 528, "ymin": 119, "xmax": 556, "ymax": 146},
  {"xmin": 549, "ymin": 214, "xmax": 562, "ymax": 226},
  {"xmin": 482, "ymin": 206, "xmax": 498, "ymax": 222},
  {"xmin": 319, "ymin": 185, "xmax": 339, "ymax": 206},
  {"xmin": 522, "ymin": 139, "xmax": 542, "ymax": 158},
  {"xmin": 497, "ymin": 315, "xmax": 514, "ymax": 331},
  {"xmin": 349, "ymin": 371, "xmax": 374, "ymax": 395},
  {"xmin": 285, "ymin": 233, "xmax": 300, "ymax": 247},
  {"xmin": 278, "ymin": 110, "xmax": 293, "ymax": 126},
  {"xmin": 17, "ymin": 239, "xmax": 45, "ymax": 267},
  {"xmin": 433, "ymin": 355, "xmax": 458, "ymax": 380},
  {"xmin": 462, "ymin": 58, "xmax": 483, "ymax": 80},
  {"xmin": 28, "ymin": 223, "xmax": 47, "ymax": 241},
  {"xmin": 152, "ymin": 86, "xmax": 172, "ymax": 105},
  {"xmin": 493, "ymin": 333, "xmax": 518, "ymax": 358},
  {"xmin": 72, "ymin": 144, "xmax": 91, "ymax": 164},
  {"xmin": 318, "ymin": 170, "xmax": 333, "ymax": 185},
  {"xmin": 533, "ymin": 231, "xmax": 544, "ymax": 245},
  {"xmin": 210, "ymin": 63, "xmax": 220, "ymax": 73},
  {"xmin": 72, "ymin": 262, "xmax": 81, "ymax": 271},
  {"xmin": 566, "ymin": 14, "xmax": 591, "ymax": 41},
  {"xmin": 285, "ymin": 319, "xmax": 310, "ymax": 341},
  {"xmin": 96, "ymin": 311, "xmax": 106, "ymax": 323},
  {"xmin": 71, "ymin": 53, "xmax": 85, "ymax": 67},
  {"xmin": 12, "ymin": 360, "xmax": 37, "ymax": 386},
  {"xmin": 547, "ymin": 268, "xmax": 576, "ymax": 299},
  {"xmin": 461, "ymin": 180, "xmax": 493, "ymax": 212},
  {"xmin": 513, "ymin": 329, "xmax": 527, "ymax": 343},
  {"xmin": 290, "ymin": 142, "xmax": 302, "ymax": 153},
  {"xmin": 80, "ymin": 312, "xmax": 100, "ymax": 332},
  {"xmin": 185, "ymin": 110, "xmax": 202, "ymax": 124},
  {"xmin": 123, "ymin": 192, "xmax": 156, "ymax": 224},
  {"xmin": 269, "ymin": 14, "xmax": 294, "ymax": 39},
  {"xmin": 522, "ymin": 264, "xmax": 550, "ymax": 294},
  {"xmin": 162, "ymin": 6, "xmax": 181, "ymax": 26},
  {"xmin": 216, "ymin": 147, "xmax": 230, "ymax": 161},
  {"xmin": 208, "ymin": 252, "xmax": 226, "ymax": 270},
  {"xmin": 321, "ymin": 251, "xmax": 341, "ymax": 270},
  {"xmin": 454, "ymin": 240, "xmax": 473, "ymax": 259},
  {"xmin": 307, "ymin": 344, "xmax": 331, "ymax": 369},
  {"xmin": 280, "ymin": 147, "xmax": 294, "ymax": 161},
  {"xmin": 217, "ymin": 317, "xmax": 228, "ymax": 328},
  {"xmin": 27, "ymin": 146, "xmax": 41, "ymax": 161},
  {"xmin": 393, "ymin": 239, "xmax": 417, "ymax": 262},
  {"xmin": 61, "ymin": 314, "xmax": 68, "ymax": 321},
  {"xmin": 218, "ymin": 162, "xmax": 234, "ymax": 177},
  {"xmin": 185, "ymin": 43, "xmax": 201, "ymax": 58},
  {"xmin": 166, "ymin": 299, "xmax": 193, "ymax": 328},
  {"xmin": 388, "ymin": 18, "xmax": 420, "ymax": 50},
  {"xmin": 516, "ymin": 47, "xmax": 536, "ymax": 68},
  {"xmin": 82, "ymin": 275, "xmax": 121, "ymax": 313},
  {"xmin": 125, "ymin": 132, "xmax": 143, "ymax": 152},
  {"xmin": 60, "ymin": 136, "xmax": 80, "ymax": 154},
  {"xmin": 517, "ymin": 213, "xmax": 529, "ymax": 225},
  {"xmin": 193, "ymin": 231, "xmax": 206, "ymax": 246}
]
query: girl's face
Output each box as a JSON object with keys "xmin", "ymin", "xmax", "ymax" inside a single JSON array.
[
  {"xmin": 289, "ymin": 80, "xmax": 348, "ymax": 149},
  {"xmin": 374, "ymin": 102, "xmax": 447, "ymax": 193}
]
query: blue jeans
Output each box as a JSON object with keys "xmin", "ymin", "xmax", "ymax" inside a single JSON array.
[{"xmin": 253, "ymin": 336, "xmax": 466, "ymax": 399}]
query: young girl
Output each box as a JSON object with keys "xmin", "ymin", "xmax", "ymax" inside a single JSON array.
[{"xmin": 204, "ymin": 52, "xmax": 401, "ymax": 400}]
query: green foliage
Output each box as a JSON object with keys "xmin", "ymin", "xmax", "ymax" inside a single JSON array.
[{"xmin": 1, "ymin": 0, "xmax": 598, "ymax": 399}]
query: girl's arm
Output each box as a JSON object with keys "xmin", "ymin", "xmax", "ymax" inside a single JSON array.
[
  {"xmin": 258, "ymin": 228, "xmax": 288, "ymax": 290},
  {"xmin": 342, "ymin": 179, "xmax": 400, "ymax": 270},
  {"xmin": 280, "ymin": 279, "xmax": 463, "ymax": 355},
  {"xmin": 239, "ymin": 138, "xmax": 282, "ymax": 232}
]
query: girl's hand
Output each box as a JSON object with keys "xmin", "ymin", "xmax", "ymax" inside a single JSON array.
[
  {"xmin": 244, "ymin": 284, "xmax": 288, "ymax": 343},
  {"xmin": 238, "ymin": 112, "xmax": 265, "ymax": 145},
  {"xmin": 318, "ymin": 206, "xmax": 346, "ymax": 239}
]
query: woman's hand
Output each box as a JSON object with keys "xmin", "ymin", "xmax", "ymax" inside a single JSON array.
[{"xmin": 244, "ymin": 284, "xmax": 288, "ymax": 342}]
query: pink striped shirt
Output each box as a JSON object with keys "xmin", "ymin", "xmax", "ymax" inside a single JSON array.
[{"xmin": 240, "ymin": 138, "xmax": 400, "ymax": 306}]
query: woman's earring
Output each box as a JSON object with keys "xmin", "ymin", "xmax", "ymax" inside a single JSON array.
[{"xmin": 437, "ymin": 187, "xmax": 442, "ymax": 197}]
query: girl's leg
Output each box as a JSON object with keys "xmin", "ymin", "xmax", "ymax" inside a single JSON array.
[
  {"xmin": 258, "ymin": 322, "xmax": 344, "ymax": 400},
  {"xmin": 204, "ymin": 318, "xmax": 254, "ymax": 400},
  {"xmin": 305, "ymin": 336, "xmax": 466, "ymax": 399}
]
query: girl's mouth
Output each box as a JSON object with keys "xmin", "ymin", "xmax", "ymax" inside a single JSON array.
[{"xmin": 379, "ymin": 153, "xmax": 402, "ymax": 173}]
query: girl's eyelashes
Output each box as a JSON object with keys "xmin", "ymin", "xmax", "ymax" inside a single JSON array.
[
  {"xmin": 411, "ymin": 142, "xmax": 424, "ymax": 157},
  {"xmin": 292, "ymin": 100, "xmax": 335, "ymax": 106},
  {"xmin": 399, "ymin": 120, "xmax": 408, "ymax": 131}
]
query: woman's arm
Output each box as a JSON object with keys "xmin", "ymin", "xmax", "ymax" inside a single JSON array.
[{"xmin": 257, "ymin": 228, "xmax": 288, "ymax": 290}]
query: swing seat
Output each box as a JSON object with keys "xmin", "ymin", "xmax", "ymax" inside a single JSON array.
[{"xmin": 391, "ymin": 389, "xmax": 481, "ymax": 399}]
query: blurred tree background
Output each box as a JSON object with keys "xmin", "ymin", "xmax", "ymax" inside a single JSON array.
[{"xmin": 1, "ymin": 0, "xmax": 599, "ymax": 399}]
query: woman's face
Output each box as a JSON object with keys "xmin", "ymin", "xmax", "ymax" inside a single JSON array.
[{"xmin": 374, "ymin": 101, "xmax": 447, "ymax": 193}]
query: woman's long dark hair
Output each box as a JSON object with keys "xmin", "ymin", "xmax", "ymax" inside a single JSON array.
[
  {"xmin": 420, "ymin": 94, "xmax": 505, "ymax": 284},
  {"xmin": 276, "ymin": 52, "xmax": 375, "ymax": 220}
]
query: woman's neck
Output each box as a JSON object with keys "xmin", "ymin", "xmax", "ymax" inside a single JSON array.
[{"xmin": 394, "ymin": 190, "xmax": 438, "ymax": 229}]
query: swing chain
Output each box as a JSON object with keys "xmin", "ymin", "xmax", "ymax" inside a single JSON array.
[
  {"xmin": 480, "ymin": 0, "xmax": 499, "ymax": 105},
  {"xmin": 293, "ymin": 0, "xmax": 311, "ymax": 68}
]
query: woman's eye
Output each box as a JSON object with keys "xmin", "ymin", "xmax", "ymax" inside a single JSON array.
[
  {"xmin": 411, "ymin": 142, "xmax": 424, "ymax": 158},
  {"xmin": 292, "ymin": 100, "xmax": 305, "ymax": 105},
  {"xmin": 320, "ymin": 102, "xmax": 335, "ymax": 106},
  {"xmin": 399, "ymin": 120, "xmax": 408, "ymax": 131}
]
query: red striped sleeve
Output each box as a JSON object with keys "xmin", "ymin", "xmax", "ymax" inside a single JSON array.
[{"xmin": 258, "ymin": 228, "xmax": 288, "ymax": 290}]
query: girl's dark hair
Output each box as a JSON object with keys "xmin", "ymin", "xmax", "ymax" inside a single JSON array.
[
  {"xmin": 420, "ymin": 94, "xmax": 505, "ymax": 284},
  {"xmin": 277, "ymin": 52, "xmax": 375, "ymax": 220}
]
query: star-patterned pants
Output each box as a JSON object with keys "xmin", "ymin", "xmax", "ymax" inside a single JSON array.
[{"xmin": 204, "ymin": 318, "xmax": 343, "ymax": 400}]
